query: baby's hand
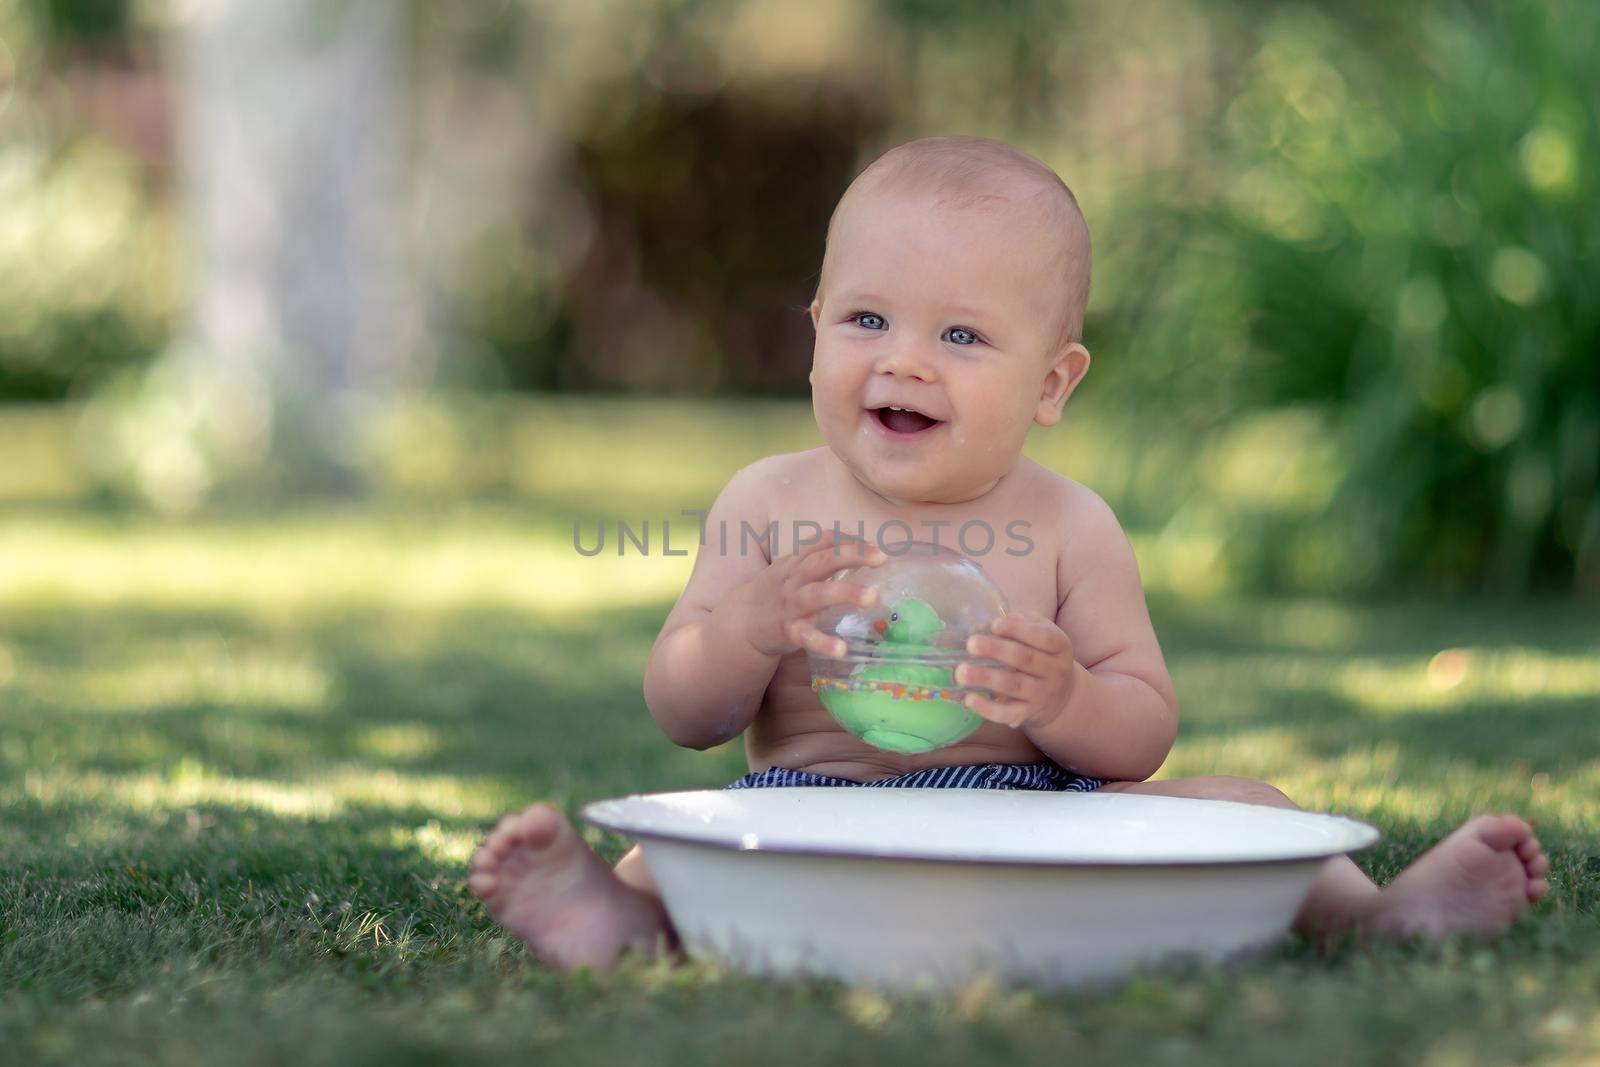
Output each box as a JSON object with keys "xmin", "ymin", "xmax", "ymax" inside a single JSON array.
[
  {"xmin": 956, "ymin": 613, "xmax": 1077, "ymax": 729},
  {"xmin": 735, "ymin": 531, "xmax": 886, "ymax": 658}
]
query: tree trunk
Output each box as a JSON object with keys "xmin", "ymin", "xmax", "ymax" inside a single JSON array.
[{"xmin": 132, "ymin": 0, "xmax": 407, "ymax": 509}]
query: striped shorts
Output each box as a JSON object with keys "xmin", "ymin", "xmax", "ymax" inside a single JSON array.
[{"xmin": 727, "ymin": 762, "xmax": 1108, "ymax": 792}]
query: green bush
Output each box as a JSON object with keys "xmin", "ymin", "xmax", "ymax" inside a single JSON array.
[
  {"xmin": 0, "ymin": 141, "xmax": 177, "ymax": 401},
  {"xmin": 0, "ymin": 2, "xmax": 176, "ymax": 401},
  {"xmin": 1110, "ymin": 2, "xmax": 1598, "ymax": 594}
]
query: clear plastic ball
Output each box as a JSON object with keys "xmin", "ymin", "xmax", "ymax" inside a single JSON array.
[{"xmin": 808, "ymin": 540, "xmax": 1011, "ymax": 753}]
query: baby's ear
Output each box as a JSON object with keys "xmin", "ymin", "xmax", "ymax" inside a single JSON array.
[
  {"xmin": 1035, "ymin": 342, "xmax": 1090, "ymax": 427},
  {"xmin": 809, "ymin": 298, "xmax": 823, "ymax": 331}
]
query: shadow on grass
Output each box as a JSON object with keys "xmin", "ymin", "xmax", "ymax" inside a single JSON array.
[
  {"xmin": 1, "ymin": 602, "xmax": 742, "ymax": 799},
  {"xmin": 5, "ymin": 595, "xmax": 1598, "ymax": 824}
]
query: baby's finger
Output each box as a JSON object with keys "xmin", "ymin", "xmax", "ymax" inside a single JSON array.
[
  {"xmin": 955, "ymin": 662, "xmax": 1032, "ymax": 701},
  {"xmin": 989, "ymin": 613, "xmax": 1070, "ymax": 653},
  {"xmin": 784, "ymin": 526, "xmax": 841, "ymax": 561},
  {"xmin": 788, "ymin": 620, "xmax": 847, "ymax": 659},
  {"xmin": 965, "ymin": 633, "xmax": 1049, "ymax": 677},
  {"xmin": 770, "ymin": 529, "xmax": 838, "ymax": 572},
  {"xmin": 791, "ymin": 578, "xmax": 877, "ymax": 617},
  {"xmin": 964, "ymin": 691, "xmax": 1029, "ymax": 728},
  {"xmin": 792, "ymin": 536, "xmax": 887, "ymax": 581},
  {"xmin": 824, "ymin": 535, "xmax": 888, "ymax": 566}
]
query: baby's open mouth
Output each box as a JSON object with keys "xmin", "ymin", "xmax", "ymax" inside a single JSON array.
[{"xmin": 872, "ymin": 406, "xmax": 943, "ymax": 435}]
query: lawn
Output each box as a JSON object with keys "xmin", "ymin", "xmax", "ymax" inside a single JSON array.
[{"xmin": 1, "ymin": 400, "xmax": 1598, "ymax": 1066}]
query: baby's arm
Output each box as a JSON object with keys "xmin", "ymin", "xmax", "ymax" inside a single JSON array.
[
  {"xmin": 643, "ymin": 459, "xmax": 881, "ymax": 749},
  {"xmin": 1030, "ymin": 492, "xmax": 1179, "ymax": 780},
  {"xmin": 644, "ymin": 463, "xmax": 776, "ymax": 749}
]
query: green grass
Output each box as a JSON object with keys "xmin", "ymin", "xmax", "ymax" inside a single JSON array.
[{"xmin": 2, "ymin": 402, "xmax": 1600, "ymax": 1065}]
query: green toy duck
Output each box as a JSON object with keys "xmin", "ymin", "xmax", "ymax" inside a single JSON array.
[{"xmin": 813, "ymin": 595, "xmax": 984, "ymax": 753}]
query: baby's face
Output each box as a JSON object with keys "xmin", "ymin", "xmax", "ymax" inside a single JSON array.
[{"xmin": 809, "ymin": 186, "xmax": 1084, "ymax": 505}]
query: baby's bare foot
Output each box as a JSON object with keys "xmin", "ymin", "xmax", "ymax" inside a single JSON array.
[
  {"xmin": 1366, "ymin": 814, "xmax": 1549, "ymax": 939},
  {"xmin": 469, "ymin": 803, "xmax": 671, "ymax": 972}
]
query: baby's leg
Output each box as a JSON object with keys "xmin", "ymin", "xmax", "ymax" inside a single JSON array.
[
  {"xmin": 613, "ymin": 842, "xmax": 659, "ymax": 886},
  {"xmin": 469, "ymin": 805, "xmax": 675, "ymax": 972},
  {"xmin": 1099, "ymin": 776, "xmax": 1548, "ymax": 941}
]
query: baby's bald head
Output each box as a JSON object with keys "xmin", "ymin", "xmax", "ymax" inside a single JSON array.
[{"xmin": 817, "ymin": 136, "xmax": 1092, "ymax": 349}]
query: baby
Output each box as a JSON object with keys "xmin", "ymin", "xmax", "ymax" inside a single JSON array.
[{"xmin": 470, "ymin": 136, "xmax": 1549, "ymax": 972}]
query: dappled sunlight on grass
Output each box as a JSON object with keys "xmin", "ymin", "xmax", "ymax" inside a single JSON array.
[
  {"xmin": 1, "ymin": 497, "xmax": 1594, "ymax": 848},
  {"xmin": 15, "ymin": 638, "xmax": 333, "ymax": 716},
  {"xmin": 1160, "ymin": 725, "xmax": 1314, "ymax": 780},
  {"xmin": 0, "ymin": 414, "xmax": 1596, "ymax": 1059},
  {"xmin": 357, "ymin": 724, "xmax": 443, "ymax": 761},
  {"xmin": 17, "ymin": 762, "xmax": 510, "ymax": 823},
  {"xmin": 0, "ymin": 578, "xmax": 738, "ymax": 888},
  {"xmin": 384, "ymin": 820, "xmax": 482, "ymax": 867},
  {"xmin": 1162, "ymin": 731, "xmax": 1600, "ymax": 835},
  {"xmin": 1, "ymin": 485, "xmax": 1597, "ymax": 1067},
  {"xmin": 1174, "ymin": 647, "xmax": 1600, "ymax": 718},
  {"xmin": 1156, "ymin": 607, "xmax": 1600, "ymax": 842},
  {"xmin": 1335, "ymin": 648, "xmax": 1600, "ymax": 711},
  {"xmin": 0, "ymin": 510, "xmax": 694, "ymax": 616}
]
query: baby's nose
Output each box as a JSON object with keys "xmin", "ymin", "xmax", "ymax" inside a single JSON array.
[{"xmin": 872, "ymin": 339, "xmax": 936, "ymax": 382}]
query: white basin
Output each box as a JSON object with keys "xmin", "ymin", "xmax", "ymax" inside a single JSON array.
[{"xmin": 582, "ymin": 788, "xmax": 1379, "ymax": 991}]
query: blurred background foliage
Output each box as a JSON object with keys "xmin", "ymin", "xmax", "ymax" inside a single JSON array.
[{"xmin": 0, "ymin": 0, "xmax": 1595, "ymax": 596}]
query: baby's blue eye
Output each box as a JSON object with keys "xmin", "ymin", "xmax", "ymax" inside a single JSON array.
[
  {"xmin": 853, "ymin": 313, "xmax": 887, "ymax": 331},
  {"xmin": 944, "ymin": 327, "xmax": 979, "ymax": 346}
]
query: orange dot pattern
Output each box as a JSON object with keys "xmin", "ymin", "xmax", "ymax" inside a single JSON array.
[{"xmin": 810, "ymin": 676, "xmax": 1007, "ymax": 703}]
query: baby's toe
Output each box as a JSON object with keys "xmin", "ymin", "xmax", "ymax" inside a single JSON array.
[
  {"xmin": 479, "ymin": 814, "xmax": 523, "ymax": 855},
  {"xmin": 1525, "ymin": 851, "xmax": 1550, "ymax": 878},
  {"xmin": 481, "ymin": 806, "xmax": 556, "ymax": 856},
  {"xmin": 505, "ymin": 805, "xmax": 563, "ymax": 849},
  {"xmin": 479, "ymin": 828, "xmax": 518, "ymax": 864},
  {"xmin": 1515, "ymin": 835, "xmax": 1544, "ymax": 862},
  {"xmin": 468, "ymin": 870, "xmax": 498, "ymax": 900},
  {"xmin": 1528, "ymin": 877, "xmax": 1549, "ymax": 902},
  {"xmin": 471, "ymin": 839, "xmax": 502, "ymax": 875},
  {"xmin": 1474, "ymin": 813, "xmax": 1534, "ymax": 852}
]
